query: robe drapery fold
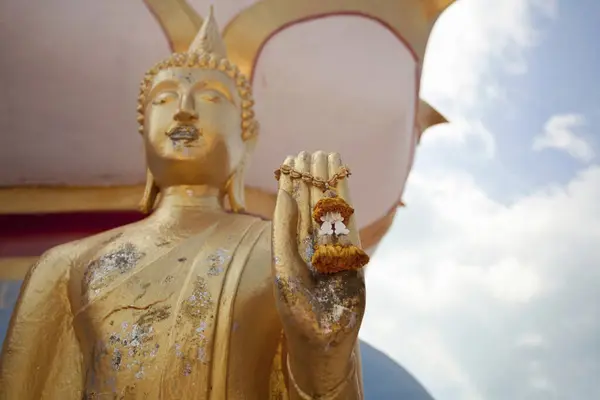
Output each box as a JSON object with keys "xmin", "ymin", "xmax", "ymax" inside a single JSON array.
[{"xmin": 0, "ymin": 246, "xmax": 84, "ymax": 399}]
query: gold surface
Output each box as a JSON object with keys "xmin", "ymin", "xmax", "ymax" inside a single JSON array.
[
  {"xmin": 144, "ymin": 0, "xmax": 457, "ymax": 62},
  {"xmin": 360, "ymin": 204, "xmax": 399, "ymax": 250},
  {"xmin": 0, "ymin": 185, "xmax": 273, "ymax": 215},
  {"xmin": 0, "ymin": 13, "xmax": 367, "ymax": 399},
  {"xmin": 423, "ymin": 0, "xmax": 457, "ymax": 19},
  {"xmin": 272, "ymin": 151, "xmax": 365, "ymax": 398},
  {"xmin": 0, "ymin": 202, "xmax": 397, "ymax": 281},
  {"xmin": 0, "ymin": 2, "xmax": 454, "ymax": 397},
  {"xmin": 224, "ymin": 0, "xmax": 426, "ymax": 81},
  {"xmin": 142, "ymin": 0, "xmax": 203, "ymax": 52},
  {"xmin": 417, "ymin": 98, "xmax": 448, "ymax": 142},
  {"xmin": 145, "ymin": 0, "xmax": 452, "ymax": 145},
  {"xmin": 0, "ymin": 186, "xmax": 145, "ymax": 213},
  {"xmin": 1, "ymin": 0, "xmax": 450, "ymax": 250},
  {"xmin": 0, "ymin": 184, "xmax": 397, "ymax": 260}
]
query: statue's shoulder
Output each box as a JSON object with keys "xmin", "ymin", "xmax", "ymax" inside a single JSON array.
[
  {"xmin": 33, "ymin": 225, "xmax": 130, "ymax": 277},
  {"xmin": 233, "ymin": 211, "xmax": 270, "ymax": 224},
  {"xmin": 235, "ymin": 212, "xmax": 271, "ymax": 242},
  {"xmin": 223, "ymin": 211, "xmax": 272, "ymax": 259},
  {"xmin": 25, "ymin": 242, "xmax": 75, "ymax": 283},
  {"xmin": 229, "ymin": 212, "xmax": 272, "ymax": 240},
  {"xmin": 21, "ymin": 239, "xmax": 84, "ymax": 292}
]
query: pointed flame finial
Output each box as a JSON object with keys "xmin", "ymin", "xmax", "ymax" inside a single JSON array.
[{"xmin": 188, "ymin": 5, "xmax": 227, "ymax": 58}]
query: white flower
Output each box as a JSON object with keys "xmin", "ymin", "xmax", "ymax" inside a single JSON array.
[
  {"xmin": 334, "ymin": 219, "xmax": 350, "ymax": 235},
  {"xmin": 319, "ymin": 220, "xmax": 334, "ymax": 236},
  {"xmin": 318, "ymin": 212, "xmax": 350, "ymax": 236}
]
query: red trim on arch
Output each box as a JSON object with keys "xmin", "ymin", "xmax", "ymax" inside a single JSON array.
[
  {"xmin": 0, "ymin": 210, "xmax": 268, "ymax": 257},
  {"xmin": 248, "ymin": 11, "xmax": 419, "ymax": 84},
  {"xmin": 249, "ymin": 11, "xmax": 422, "ymax": 203},
  {"xmin": 0, "ymin": 212, "xmax": 145, "ymax": 257}
]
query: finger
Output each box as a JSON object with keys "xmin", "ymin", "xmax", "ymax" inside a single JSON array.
[
  {"xmin": 274, "ymin": 155, "xmax": 310, "ymax": 282},
  {"xmin": 328, "ymin": 153, "xmax": 361, "ymax": 247},
  {"xmin": 294, "ymin": 152, "xmax": 313, "ymax": 264},
  {"xmin": 272, "ymin": 189, "xmax": 312, "ymax": 284},
  {"xmin": 310, "ymin": 151, "xmax": 329, "ymax": 236},
  {"xmin": 272, "ymin": 190, "xmax": 302, "ymax": 272},
  {"xmin": 278, "ymin": 155, "xmax": 295, "ymax": 194}
]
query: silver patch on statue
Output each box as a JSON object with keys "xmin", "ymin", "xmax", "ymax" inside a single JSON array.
[
  {"xmin": 303, "ymin": 235, "xmax": 316, "ymax": 273},
  {"xmin": 82, "ymin": 243, "xmax": 145, "ymax": 296},
  {"xmin": 310, "ymin": 276, "xmax": 359, "ymax": 336},
  {"xmin": 206, "ymin": 248, "xmax": 230, "ymax": 276}
]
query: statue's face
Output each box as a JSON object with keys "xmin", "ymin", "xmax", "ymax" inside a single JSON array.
[{"xmin": 143, "ymin": 67, "xmax": 245, "ymax": 188}]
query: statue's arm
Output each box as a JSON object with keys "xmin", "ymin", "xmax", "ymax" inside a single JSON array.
[
  {"xmin": 270, "ymin": 326, "xmax": 363, "ymax": 400},
  {"xmin": 0, "ymin": 245, "xmax": 83, "ymax": 399},
  {"xmin": 285, "ymin": 342, "xmax": 364, "ymax": 400},
  {"xmin": 270, "ymin": 151, "xmax": 368, "ymax": 399}
]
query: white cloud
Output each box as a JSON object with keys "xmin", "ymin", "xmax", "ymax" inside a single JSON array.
[
  {"xmin": 361, "ymin": 164, "xmax": 600, "ymax": 400},
  {"xmin": 423, "ymin": 0, "xmax": 558, "ymax": 111},
  {"xmin": 357, "ymin": 2, "xmax": 598, "ymax": 399},
  {"xmin": 517, "ymin": 332, "xmax": 547, "ymax": 348},
  {"xmin": 420, "ymin": 0, "xmax": 558, "ymax": 157},
  {"xmin": 422, "ymin": 116, "xmax": 496, "ymax": 159},
  {"xmin": 533, "ymin": 114, "xmax": 595, "ymax": 163}
]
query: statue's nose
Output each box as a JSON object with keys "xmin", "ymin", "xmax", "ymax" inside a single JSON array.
[
  {"xmin": 174, "ymin": 93, "xmax": 199, "ymax": 122},
  {"xmin": 174, "ymin": 109, "xmax": 199, "ymax": 123}
]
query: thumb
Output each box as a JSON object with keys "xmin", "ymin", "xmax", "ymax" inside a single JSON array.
[{"xmin": 272, "ymin": 189, "xmax": 302, "ymax": 272}]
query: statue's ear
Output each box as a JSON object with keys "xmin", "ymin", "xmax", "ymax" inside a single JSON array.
[
  {"xmin": 140, "ymin": 169, "xmax": 159, "ymax": 214},
  {"xmin": 226, "ymin": 137, "xmax": 257, "ymax": 213},
  {"xmin": 225, "ymin": 171, "xmax": 245, "ymax": 213}
]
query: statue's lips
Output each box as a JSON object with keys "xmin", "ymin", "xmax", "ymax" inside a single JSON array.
[{"xmin": 166, "ymin": 125, "xmax": 200, "ymax": 142}]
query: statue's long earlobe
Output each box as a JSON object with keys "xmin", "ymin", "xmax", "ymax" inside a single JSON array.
[
  {"xmin": 226, "ymin": 170, "xmax": 245, "ymax": 213},
  {"xmin": 140, "ymin": 169, "xmax": 159, "ymax": 214},
  {"xmin": 226, "ymin": 138, "xmax": 256, "ymax": 213}
]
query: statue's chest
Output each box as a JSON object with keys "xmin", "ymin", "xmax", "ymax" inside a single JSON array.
[{"xmin": 74, "ymin": 228, "xmax": 251, "ymax": 399}]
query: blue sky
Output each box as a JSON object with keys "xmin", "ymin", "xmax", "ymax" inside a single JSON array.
[
  {"xmin": 361, "ymin": 1, "xmax": 600, "ymax": 399},
  {"xmin": 493, "ymin": 0, "xmax": 599, "ymax": 194},
  {"xmin": 417, "ymin": 0, "xmax": 598, "ymax": 201}
]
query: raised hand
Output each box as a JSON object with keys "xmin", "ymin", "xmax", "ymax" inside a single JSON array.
[{"xmin": 272, "ymin": 151, "xmax": 368, "ymax": 396}]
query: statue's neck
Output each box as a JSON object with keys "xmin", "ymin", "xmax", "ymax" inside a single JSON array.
[{"xmin": 153, "ymin": 185, "xmax": 225, "ymax": 220}]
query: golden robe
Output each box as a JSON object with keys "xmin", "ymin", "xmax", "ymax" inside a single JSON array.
[{"xmin": 0, "ymin": 213, "xmax": 291, "ymax": 399}]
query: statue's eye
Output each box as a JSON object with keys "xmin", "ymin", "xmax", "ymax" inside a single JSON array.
[
  {"xmin": 152, "ymin": 92, "xmax": 177, "ymax": 105},
  {"xmin": 198, "ymin": 91, "xmax": 223, "ymax": 104}
]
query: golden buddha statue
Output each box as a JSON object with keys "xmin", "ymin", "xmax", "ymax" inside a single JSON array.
[{"xmin": 0, "ymin": 8, "xmax": 369, "ymax": 400}]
